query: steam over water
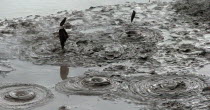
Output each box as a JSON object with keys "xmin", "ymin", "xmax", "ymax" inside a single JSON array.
[{"xmin": 0, "ymin": 0, "xmax": 210, "ymax": 110}]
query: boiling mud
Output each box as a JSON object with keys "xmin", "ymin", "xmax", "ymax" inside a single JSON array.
[{"xmin": 0, "ymin": 0, "xmax": 210, "ymax": 110}]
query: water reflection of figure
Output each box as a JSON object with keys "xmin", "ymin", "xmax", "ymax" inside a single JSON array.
[{"xmin": 60, "ymin": 66, "xmax": 69, "ymax": 80}]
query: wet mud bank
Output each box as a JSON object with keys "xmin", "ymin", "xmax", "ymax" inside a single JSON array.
[
  {"xmin": 1, "ymin": 1, "xmax": 209, "ymax": 71},
  {"xmin": 2, "ymin": 2, "xmax": 165, "ymax": 68},
  {"xmin": 0, "ymin": 0, "xmax": 210, "ymax": 110}
]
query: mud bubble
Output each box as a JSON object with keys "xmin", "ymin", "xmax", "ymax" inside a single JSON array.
[
  {"xmin": 55, "ymin": 71, "xmax": 121, "ymax": 95},
  {"xmin": 120, "ymin": 25, "xmax": 163, "ymax": 44},
  {"xmin": 0, "ymin": 83, "xmax": 53, "ymax": 110},
  {"xmin": 99, "ymin": 43, "xmax": 125, "ymax": 60}
]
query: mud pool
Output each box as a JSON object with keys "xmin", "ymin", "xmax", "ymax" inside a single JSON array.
[{"xmin": 0, "ymin": 0, "xmax": 210, "ymax": 110}]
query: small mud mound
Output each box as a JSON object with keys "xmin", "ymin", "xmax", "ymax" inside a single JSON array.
[
  {"xmin": 55, "ymin": 72, "xmax": 121, "ymax": 95},
  {"xmin": 120, "ymin": 25, "xmax": 163, "ymax": 44},
  {"xmin": 120, "ymin": 74, "xmax": 210, "ymax": 109},
  {"xmin": 0, "ymin": 83, "xmax": 53, "ymax": 110}
]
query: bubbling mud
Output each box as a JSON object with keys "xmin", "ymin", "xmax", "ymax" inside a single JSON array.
[
  {"xmin": 120, "ymin": 74, "xmax": 210, "ymax": 109},
  {"xmin": 55, "ymin": 72, "xmax": 121, "ymax": 95},
  {"xmin": 7, "ymin": 90, "xmax": 36, "ymax": 100},
  {"xmin": 100, "ymin": 43, "xmax": 124, "ymax": 60},
  {"xmin": 0, "ymin": 83, "xmax": 53, "ymax": 110},
  {"xmin": 1, "ymin": 1, "xmax": 210, "ymax": 109},
  {"xmin": 0, "ymin": 2, "xmax": 164, "ymax": 67},
  {"xmin": 120, "ymin": 25, "xmax": 163, "ymax": 44},
  {"xmin": 0, "ymin": 1, "xmax": 208, "ymax": 72}
]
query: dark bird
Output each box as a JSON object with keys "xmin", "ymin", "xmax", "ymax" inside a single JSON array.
[
  {"xmin": 59, "ymin": 28, "xmax": 69, "ymax": 50},
  {"xmin": 60, "ymin": 17, "xmax": 66, "ymax": 26},
  {"xmin": 59, "ymin": 17, "xmax": 69, "ymax": 50},
  {"xmin": 131, "ymin": 10, "xmax": 136, "ymax": 23}
]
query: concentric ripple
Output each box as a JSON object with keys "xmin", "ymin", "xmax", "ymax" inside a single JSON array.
[
  {"xmin": 123, "ymin": 74, "xmax": 208, "ymax": 101},
  {"xmin": 117, "ymin": 74, "xmax": 210, "ymax": 109},
  {"xmin": 0, "ymin": 83, "xmax": 53, "ymax": 110},
  {"xmin": 120, "ymin": 26, "xmax": 163, "ymax": 44},
  {"xmin": 55, "ymin": 74, "xmax": 121, "ymax": 95}
]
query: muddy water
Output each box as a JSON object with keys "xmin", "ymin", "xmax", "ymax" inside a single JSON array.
[
  {"xmin": 1, "ymin": 0, "xmax": 210, "ymax": 110},
  {"xmin": 0, "ymin": 60, "xmax": 139, "ymax": 110}
]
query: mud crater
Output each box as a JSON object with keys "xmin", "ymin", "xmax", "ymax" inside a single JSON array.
[
  {"xmin": 0, "ymin": 83, "xmax": 53, "ymax": 110},
  {"xmin": 55, "ymin": 70, "xmax": 122, "ymax": 95},
  {"xmin": 119, "ymin": 74, "xmax": 210, "ymax": 109}
]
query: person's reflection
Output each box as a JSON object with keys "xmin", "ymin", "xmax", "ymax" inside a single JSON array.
[{"xmin": 60, "ymin": 66, "xmax": 69, "ymax": 80}]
